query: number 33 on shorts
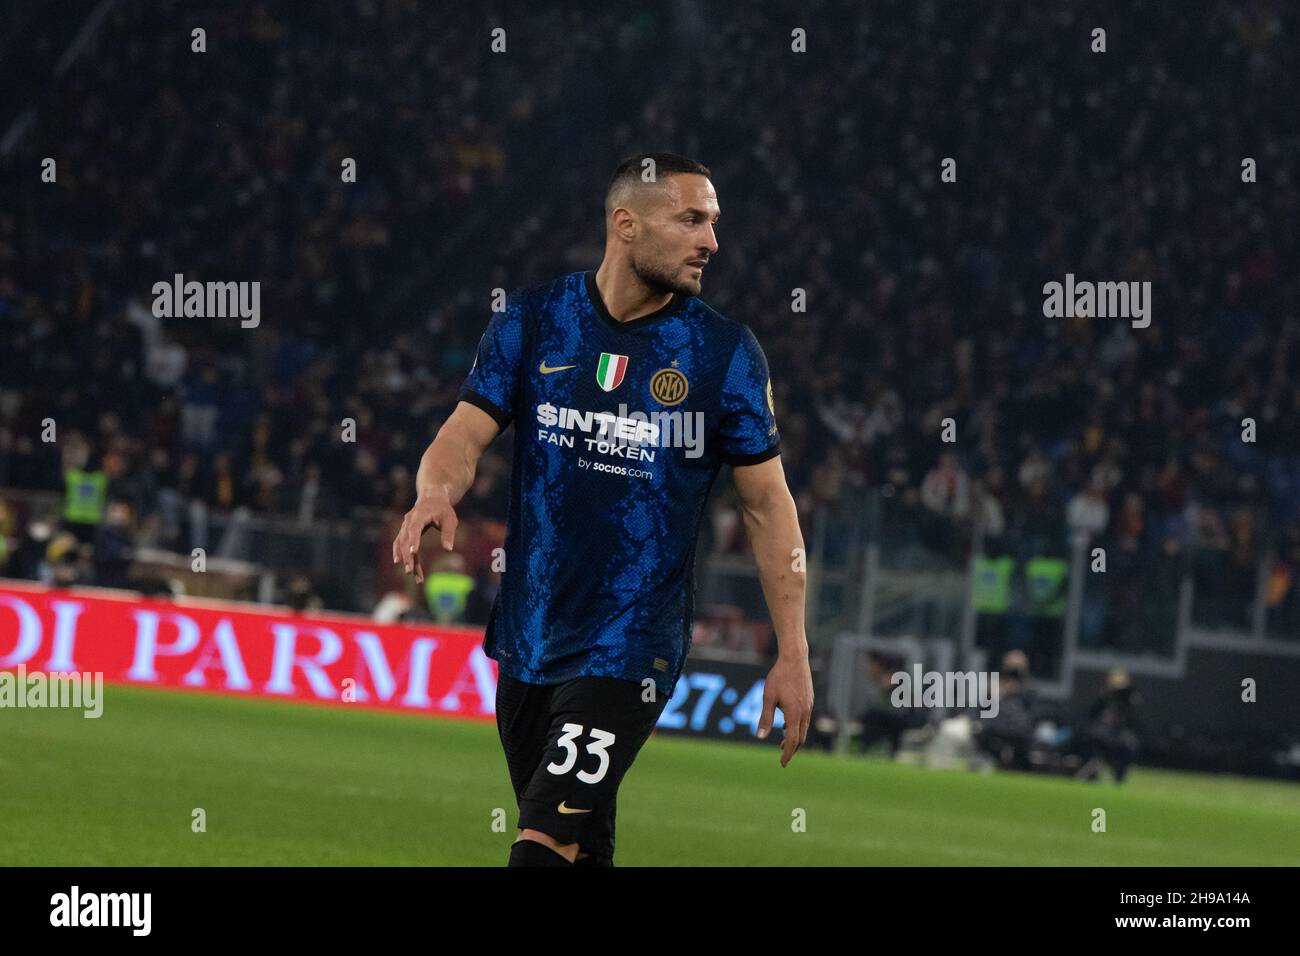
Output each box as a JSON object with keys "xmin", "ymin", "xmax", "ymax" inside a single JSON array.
[{"xmin": 547, "ymin": 723, "xmax": 616, "ymax": 784}]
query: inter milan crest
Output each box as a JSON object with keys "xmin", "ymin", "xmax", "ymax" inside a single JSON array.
[
  {"xmin": 596, "ymin": 352, "xmax": 628, "ymax": 391},
  {"xmin": 650, "ymin": 367, "xmax": 689, "ymax": 406}
]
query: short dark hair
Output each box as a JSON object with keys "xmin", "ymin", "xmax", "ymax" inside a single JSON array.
[{"xmin": 605, "ymin": 152, "xmax": 711, "ymax": 217}]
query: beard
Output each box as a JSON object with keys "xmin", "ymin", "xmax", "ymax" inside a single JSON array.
[{"xmin": 631, "ymin": 249, "xmax": 700, "ymax": 298}]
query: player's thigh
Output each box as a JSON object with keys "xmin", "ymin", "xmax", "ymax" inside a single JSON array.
[
  {"xmin": 495, "ymin": 672, "xmax": 554, "ymax": 800},
  {"xmin": 516, "ymin": 676, "xmax": 666, "ymax": 844}
]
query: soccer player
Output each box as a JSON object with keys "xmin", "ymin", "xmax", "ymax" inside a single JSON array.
[{"xmin": 392, "ymin": 153, "xmax": 813, "ymax": 867}]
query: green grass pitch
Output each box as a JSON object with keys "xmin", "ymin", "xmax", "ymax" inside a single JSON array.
[{"xmin": 1, "ymin": 683, "xmax": 1296, "ymax": 866}]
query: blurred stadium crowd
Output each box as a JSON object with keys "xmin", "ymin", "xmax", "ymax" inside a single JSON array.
[{"xmin": 2, "ymin": 1, "xmax": 1298, "ymax": 644}]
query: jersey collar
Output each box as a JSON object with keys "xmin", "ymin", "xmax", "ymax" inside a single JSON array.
[{"xmin": 584, "ymin": 270, "xmax": 684, "ymax": 332}]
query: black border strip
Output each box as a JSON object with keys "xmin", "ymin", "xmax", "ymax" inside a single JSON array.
[{"xmin": 12, "ymin": 866, "xmax": 1284, "ymax": 935}]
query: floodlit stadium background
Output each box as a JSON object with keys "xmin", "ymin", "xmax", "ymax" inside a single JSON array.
[{"xmin": 1, "ymin": 1, "xmax": 1299, "ymax": 865}]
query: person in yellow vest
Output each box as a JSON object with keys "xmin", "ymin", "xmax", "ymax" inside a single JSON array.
[
  {"xmin": 63, "ymin": 465, "xmax": 109, "ymax": 544},
  {"xmin": 972, "ymin": 553, "xmax": 1014, "ymax": 663},
  {"xmin": 424, "ymin": 551, "xmax": 476, "ymax": 624},
  {"xmin": 1024, "ymin": 554, "xmax": 1069, "ymax": 678},
  {"xmin": 1024, "ymin": 556, "xmax": 1068, "ymax": 617}
]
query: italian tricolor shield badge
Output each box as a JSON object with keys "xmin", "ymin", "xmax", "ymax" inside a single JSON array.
[{"xmin": 596, "ymin": 352, "xmax": 629, "ymax": 391}]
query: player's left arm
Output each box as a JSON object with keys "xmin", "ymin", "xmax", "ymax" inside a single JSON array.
[{"xmin": 733, "ymin": 455, "xmax": 814, "ymax": 767}]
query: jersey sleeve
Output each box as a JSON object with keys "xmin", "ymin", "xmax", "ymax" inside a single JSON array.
[
  {"xmin": 717, "ymin": 325, "xmax": 781, "ymax": 466},
  {"xmin": 457, "ymin": 291, "xmax": 528, "ymax": 431}
]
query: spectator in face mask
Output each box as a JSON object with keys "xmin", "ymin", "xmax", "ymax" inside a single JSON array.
[
  {"xmin": 973, "ymin": 650, "xmax": 1038, "ymax": 771},
  {"xmin": 1076, "ymin": 669, "xmax": 1142, "ymax": 783}
]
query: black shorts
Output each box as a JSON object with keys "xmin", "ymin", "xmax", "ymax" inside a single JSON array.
[{"xmin": 495, "ymin": 672, "xmax": 668, "ymax": 866}]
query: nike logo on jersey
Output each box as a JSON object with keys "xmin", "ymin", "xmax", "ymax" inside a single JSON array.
[
  {"xmin": 557, "ymin": 801, "xmax": 593, "ymax": 814},
  {"xmin": 539, "ymin": 362, "xmax": 577, "ymax": 374}
]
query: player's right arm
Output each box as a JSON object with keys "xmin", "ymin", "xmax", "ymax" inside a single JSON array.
[
  {"xmin": 393, "ymin": 291, "xmax": 527, "ymax": 582},
  {"xmin": 392, "ymin": 402, "xmax": 499, "ymax": 582}
]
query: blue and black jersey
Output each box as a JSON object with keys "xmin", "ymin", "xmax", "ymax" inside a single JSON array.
[{"xmin": 458, "ymin": 270, "xmax": 779, "ymax": 697}]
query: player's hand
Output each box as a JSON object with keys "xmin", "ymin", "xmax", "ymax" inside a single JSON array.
[
  {"xmin": 758, "ymin": 653, "xmax": 814, "ymax": 767},
  {"xmin": 391, "ymin": 494, "xmax": 458, "ymax": 583}
]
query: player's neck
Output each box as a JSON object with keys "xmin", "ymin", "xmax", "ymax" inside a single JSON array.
[{"xmin": 593, "ymin": 264, "xmax": 675, "ymax": 324}]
